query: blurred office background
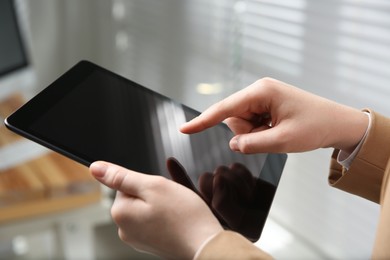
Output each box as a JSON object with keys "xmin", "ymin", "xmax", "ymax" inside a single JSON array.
[{"xmin": 1, "ymin": 0, "xmax": 389, "ymax": 259}]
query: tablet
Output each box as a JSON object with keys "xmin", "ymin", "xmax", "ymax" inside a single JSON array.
[{"xmin": 5, "ymin": 60, "xmax": 287, "ymax": 241}]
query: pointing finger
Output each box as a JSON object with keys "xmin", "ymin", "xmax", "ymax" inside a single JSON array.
[{"xmin": 180, "ymin": 88, "xmax": 255, "ymax": 134}]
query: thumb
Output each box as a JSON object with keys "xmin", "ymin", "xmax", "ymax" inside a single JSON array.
[
  {"xmin": 90, "ymin": 161, "xmax": 145, "ymax": 195},
  {"xmin": 229, "ymin": 128, "xmax": 285, "ymax": 154}
]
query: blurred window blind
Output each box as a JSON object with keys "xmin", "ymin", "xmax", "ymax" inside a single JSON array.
[
  {"xmin": 334, "ymin": 0, "xmax": 390, "ymax": 111},
  {"xmin": 242, "ymin": 0, "xmax": 307, "ymax": 78},
  {"xmin": 241, "ymin": 0, "xmax": 390, "ymax": 114},
  {"xmin": 101, "ymin": 0, "xmax": 390, "ymax": 114},
  {"xmin": 98, "ymin": 0, "xmax": 239, "ymax": 109}
]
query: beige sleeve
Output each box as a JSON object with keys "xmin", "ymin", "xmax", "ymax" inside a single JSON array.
[
  {"xmin": 195, "ymin": 231, "xmax": 272, "ymax": 260},
  {"xmin": 328, "ymin": 109, "xmax": 390, "ymax": 203}
]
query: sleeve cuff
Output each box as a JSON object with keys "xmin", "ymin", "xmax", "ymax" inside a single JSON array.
[
  {"xmin": 193, "ymin": 232, "xmax": 221, "ymax": 260},
  {"xmin": 337, "ymin": 112, "xmax": 371, "ymax": 170}
]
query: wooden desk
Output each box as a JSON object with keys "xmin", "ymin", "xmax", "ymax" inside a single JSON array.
[{"xmin": 0, "ymin": 143, "xmax": 102, "ymax": 224}]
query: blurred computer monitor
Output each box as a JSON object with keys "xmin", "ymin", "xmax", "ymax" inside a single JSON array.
[{"xmin": 0, "ymin": 0, "xmax": 35, "ymax": 101}]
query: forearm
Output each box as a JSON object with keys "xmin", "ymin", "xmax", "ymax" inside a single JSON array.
[{"xmin": 324, "ymin": 103, "xmax": 369, "ymax": 153}]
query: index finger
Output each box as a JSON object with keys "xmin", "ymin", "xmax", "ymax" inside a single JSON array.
[
  {"xmin": 90, "ymin": 161, "xmax": 148, "ymax": 196},
  {"xmin": 180, "ymin": 87, "xmax": 253, "ymax": 134}
]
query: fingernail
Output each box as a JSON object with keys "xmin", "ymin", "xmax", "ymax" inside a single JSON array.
[
  {"xmin": 90, "ymin": 162, "xmax": 107, "ymax": 179},
  {"xmin": 230, "ymin": 136, "xmax": 239, "ymax": 151}
]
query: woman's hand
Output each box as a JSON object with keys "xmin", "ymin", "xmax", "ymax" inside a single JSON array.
[
  {"xmin": 90, "ymin": 161, "xmax": 223, "ymax": 259},
  {"xmin": 181, "ymin": 78, "xmax": 368, "ymax": 154}
]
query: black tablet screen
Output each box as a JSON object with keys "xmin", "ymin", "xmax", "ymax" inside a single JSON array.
[{"xmin": 6, "ymin": 61, "xmax": 287, "ymax": 241}]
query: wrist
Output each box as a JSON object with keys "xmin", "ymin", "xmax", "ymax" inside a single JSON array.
[{"xmin": 332, "ymin": 107, "xmax": 370, "ymax": 153}]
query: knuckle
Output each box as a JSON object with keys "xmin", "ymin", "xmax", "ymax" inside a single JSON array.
[
  {"xmin": 149, "ymin": 175, "xmax": 168, "ymax": 189},
  {"xmin": 110, "ymin": 203, "xmax": 123, "ymax": 224},
  {"xmin": 255, "ymin": 77, "xmax": 275, "ymax": 88},
  {"xmin": 111, "ymin": 199, "xmax": 130, "ymax": 226},
  {"xmin": 109, "ymin": 168, "xmax": 127, "ymax": 190},
  {"xmin": 118, "ymin": 229, "xmax": 130, "ymax": 244},
  {"xmin": 238, "ymin": 137, "xmax": 256, "ymax": 154},
  {"xmin": 255, "ymin": 77, "xmax": 280, "ymax": 95}
]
